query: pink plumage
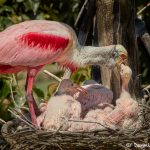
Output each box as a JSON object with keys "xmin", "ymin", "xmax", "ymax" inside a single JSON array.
[
  {"xmin": 105, "ymin": 64, "xmax": 140, "ymax": 129},
  {"xmin": 0, "ymin": 20, "xmax": 128, "ymax": 126},
  {"xmin": 37, "ymin": 95, "xmax": 81, "ymax": 131},
  {"xmin": 0, "ymin": 20, "xmax": 73, "ymax": 70},
  {"xmin": 0, "ymin": 20, "xmax": 76, "ymax": 126}
]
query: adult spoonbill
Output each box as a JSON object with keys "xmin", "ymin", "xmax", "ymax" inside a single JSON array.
[{"xmin": 0, "ymin": 20, "xmax": 127, "ymax": 126}]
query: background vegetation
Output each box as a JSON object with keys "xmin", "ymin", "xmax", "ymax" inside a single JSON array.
[{"xmin": 0, "ymin": 0, "xmax": 149, "ymax": 121}]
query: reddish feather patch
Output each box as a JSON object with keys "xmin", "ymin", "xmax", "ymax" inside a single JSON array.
[
  {"xmin": 0, "ymin": 65, "xmax": 26, "ymax": 74},
  {"xmin": 19, "ymin": 32, "xmax": 69, "ymax": 51},
  {"xmin": 59, "ymin": 62, "xmax": 78, "ymax": 72}
]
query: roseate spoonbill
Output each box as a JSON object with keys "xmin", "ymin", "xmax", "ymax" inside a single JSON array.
[
  {"xmin": 0, "ymin": 20, "xmax": 127, "ymax": 126},
  {"xmin": 105, "ymin": 64, "xmax": 140, "ymax": 129},
  {"xmin": 37, "ymin": 95, "xmax": 81, "ymax": 130}
]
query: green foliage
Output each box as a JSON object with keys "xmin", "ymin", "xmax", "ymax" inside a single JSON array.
[
  {"xmin": 0, "ymin": 0, "xmax": 83, "ymax": 30},
  {"xmin": 33, "ymin": 87, "xmax": 45, "ymax": 98},
  {"xmin": 0, "ymin": 78, "xmax": 11, "ymax": 120},
  {"xmin": 0, "ymin": 78, "xmax": 10, "ymax": 99},
  {"xmin": 0, "ymin": 75, "xmax": 14, "ymax": 120},
  {"xmin": 71, "ymin": 67, "xmax": 91, "ymax": 84}
]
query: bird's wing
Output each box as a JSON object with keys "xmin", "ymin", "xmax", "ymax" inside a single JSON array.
[{"xmin": 0, "ymin": 30, "xmax": 71, "ymax": 67}]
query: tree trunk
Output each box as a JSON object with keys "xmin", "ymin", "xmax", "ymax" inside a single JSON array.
[{"xmin": 96, "ymin": 0, "xmax": 140, "ymax": 102}]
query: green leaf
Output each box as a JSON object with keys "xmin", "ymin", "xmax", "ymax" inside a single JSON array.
[
  {"xmin": 0, "ymin": 6, "xmax": 14, "ymax": 13},
  {"xmin": 0, "ymin": 79, "xmax": 10, "ymax": 99},
  {"xmin": 0, "ymin": 0, "xmax": 6, "ymax": 5},
  {"xmin": 33, "ymin": 87, "xmax": 44, "ymax": 98},
  {"xmin": 48, "ymin": 82, "xmax": 58, "ymax": 96}
]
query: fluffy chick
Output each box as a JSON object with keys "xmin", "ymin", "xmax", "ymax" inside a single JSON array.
[{"xmin": 37, "ymin": 95, "xmax": 81, "ymax": 131}]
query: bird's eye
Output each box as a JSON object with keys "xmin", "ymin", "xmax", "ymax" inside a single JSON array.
[{"xmin": 112, "ymin": 51, "xmax": 118, "ymax": 58}]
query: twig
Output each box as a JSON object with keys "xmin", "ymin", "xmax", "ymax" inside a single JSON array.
[
  {"xmin": 44, "ymin": 70, "xmax": 61, "ymax": 82},
  {"xmin": 9, "ymin": 78, "xmax": 18, "ymax": 108},
  {"xmin": 139, "ymin": 104, "xmax": 150, "ymax": 110},
  {"xmin": 9, "ymin": 78, "xmax": 28, "ymax": 111},
  {"xmin": 143, "ymin": 85, "xmax": 150, "ymax": 91},
  {"xmin": 137, "ymin": 2, "xmax": 150, "ymax": 15},
  {"xmin": 56, "ymin": 144, "xmax": 63, "ymax": 150},
  {"xmin": 8, "ymin": 109, "xmax": 35, "ymax": 129},
  {"xmin": 0, "ymin": 118, "xmax": 6, "ymax": 124},
  {"xmin": 13, "ymin": 108, "xmax": 34, "ymax": 126},
  {"xmin": 12, "ymin": 74, "xmax": 24, "ymax": 96},
  {"xmin": 74, "ymin": 0, "xmax": 88, "ymax": 27}
]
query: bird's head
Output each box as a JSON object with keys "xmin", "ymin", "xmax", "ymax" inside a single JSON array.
[
  {"xmin": 111, "ymin": 45, "xmax": 128, "ymax": 68},
  {"xmin": 110, "ymin": 45, "xmax": 128, "ymax": 80},
  {"xmin": 55, "ymin": 79, "xmax": 87, "ymax": 96}
]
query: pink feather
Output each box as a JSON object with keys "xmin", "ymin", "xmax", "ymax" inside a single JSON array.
[{"xmin": 0, "ymin": 20, "xmax": 74, "ymax": 72}]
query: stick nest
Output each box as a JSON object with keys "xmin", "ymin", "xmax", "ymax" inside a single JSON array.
[{"xmin": 1, "ymin": 86, "xmax": 150, "ymax": 150}]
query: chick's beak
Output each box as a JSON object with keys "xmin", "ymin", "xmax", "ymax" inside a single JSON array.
[
  {"xmin": 73, "ymin": 85, "xmax": 88, "ymax": 95},
  {"xmin": 113, "ymin": 52, "xmax": 128, "ymax": 80},
  {"xmin": 116, "ymin": 53, "xmax": 128, "ymax": 67}
]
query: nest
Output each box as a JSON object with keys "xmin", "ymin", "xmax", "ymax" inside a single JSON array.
[
  {"xmin": 1, "ymin": 86, "xmax": 150, "ymax": 150},
  {"xmin": 0, "ymin": 115, "xmax": 150, "ymax": 150}
]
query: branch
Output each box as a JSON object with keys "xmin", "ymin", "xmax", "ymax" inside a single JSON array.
[
  {"xmin": 75, "ymin": 0, "xmax": 96, "ymax": 45},
  {"xmin": 135, "ymin": 18, "xmax": 150, "ymax": 56},
  {"xmin": 137, "ymin": 2, "xmax": 150, "ymax": 15},
  {"xmin": 44, "ymin": 70, "xmax": 61, "ymax": 82},
  {"xmin": 74, "ymin": 0, "xmax": 88, "ymax": 27},
  {"xmin": 0, "ymin": 118, "xmax": 6, "ymax": 124},
  {"xmin": 141, "ymin": 32, "xmax": 150, "ymax": 56},
  {"xmin": 8, "ymin": 109, "xmax": 35, "ymax": 129}
]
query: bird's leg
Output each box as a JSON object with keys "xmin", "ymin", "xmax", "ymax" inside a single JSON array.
[{"xmin": 25, "ymin": 68, "xmax": 40, "ymax": 126}]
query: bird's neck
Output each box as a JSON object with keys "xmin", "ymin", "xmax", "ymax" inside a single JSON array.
[
  {"xmin": 121, "ymin": 79, "xmax": 129, "ymax": 93},
  {"xmin": 71, "ymin": 45, "xmax": 116, "ymax": 68},
  {"xmin": 122, "ymin": 84, "xmax": 129, "ymax": 92},
  {"xmin": 58, "ymin": 44, "xmax": 116, "ymax": 71}
]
